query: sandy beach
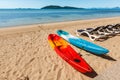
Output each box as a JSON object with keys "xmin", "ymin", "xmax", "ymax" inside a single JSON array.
[{"xmin": 0, "ymin": 17, "xmax": 120, "ymax": 80}]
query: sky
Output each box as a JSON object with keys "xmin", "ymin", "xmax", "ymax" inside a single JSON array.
[{"xmin": 0, "ymin": 0, "xmax": 120, "ymax": 8}]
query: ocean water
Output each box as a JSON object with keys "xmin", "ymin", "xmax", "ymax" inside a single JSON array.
[{"xmin": 0, "ymin": 9, "xmax": 120, "ymax": 27}]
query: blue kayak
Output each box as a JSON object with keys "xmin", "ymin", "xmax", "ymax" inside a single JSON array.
[{"xmin": 57, "ymin": 30, "xmax": 109, "ymax": 55}]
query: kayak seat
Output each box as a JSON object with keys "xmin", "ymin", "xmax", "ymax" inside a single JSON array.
[{"xmin": 74, "ymin": 59, "xmax": 81, "ymax": 63}]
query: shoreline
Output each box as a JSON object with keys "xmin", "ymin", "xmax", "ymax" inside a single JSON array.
[{"xmin": 0, "ymin": 16, "xmax": 120, "ymax": 35}]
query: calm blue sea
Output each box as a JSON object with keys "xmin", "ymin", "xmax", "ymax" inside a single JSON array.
[{"xmin": 0, "ymin": 9, "xmax": 120, "ymax": 27}]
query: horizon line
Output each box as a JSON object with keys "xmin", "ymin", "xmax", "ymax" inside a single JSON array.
[{"xmin": 0, "ymin": 5, "xmax": 120, "ymax": 9}]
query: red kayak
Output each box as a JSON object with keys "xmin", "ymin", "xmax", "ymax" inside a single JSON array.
[{"xmin": 48, "ymin": 34, "xmax": 93, "ymax": 73}]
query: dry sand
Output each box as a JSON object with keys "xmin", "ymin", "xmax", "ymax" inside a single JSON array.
[
  {"xmin": 0, "ymin": 17, "xmax": 120, "ymax": 80},
  {"xmin": 94, "ymin": 60, "xmax": 120, "ymax": 80}
]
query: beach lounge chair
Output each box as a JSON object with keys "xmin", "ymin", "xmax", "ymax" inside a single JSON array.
[
  {"xmin": 112, "ymin": 24, "xmax": 120, "ymax": 33},
  {"xmin": 85, "ymin": 26, "xmax": 116, "ymax": 36},
  {"xmin": 97, "ymin": 26, "xmax": 116, "ymax": 36},
  {"xmin": 105, "ymin": 24, "xmax": 120, "ymax": 34},
  {"xmin": 76, "ymin": 24, "xmax": 120, "ymax": 41},
  {"xmin": 105, "ymin": 25, "xmax": 115, "ymax": 33},
  {"xmin": 76, "ymin": 29, "xmax": 108, "ymax": 41}
]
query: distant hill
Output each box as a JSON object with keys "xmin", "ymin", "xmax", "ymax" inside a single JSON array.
[{"xmin": 41, "ymin": 5, "xmax": 85, "ymax": 9}]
